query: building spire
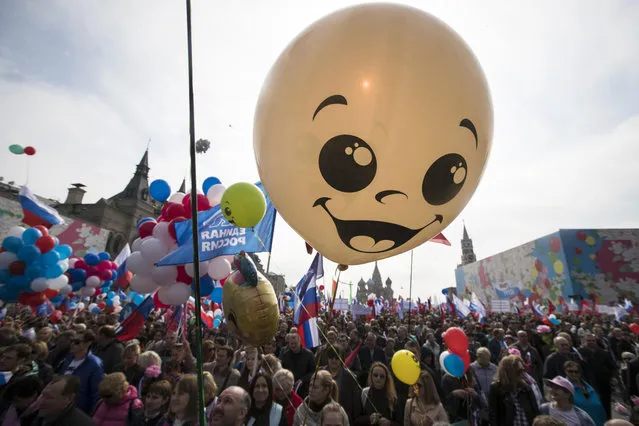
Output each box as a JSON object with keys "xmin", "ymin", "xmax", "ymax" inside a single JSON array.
[
  {"xmin": 460, "ymin": 222, "xmax": 477, "ymax": 265},
  {"xmin": 109, "ymin": 147, "xmax": 151, "ymax": 202},
  {"xmin": 178, "ymin": 178, "xmax": 186, "ymax": 193}
]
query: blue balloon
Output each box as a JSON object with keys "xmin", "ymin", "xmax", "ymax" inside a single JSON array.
[
  {"xmin": 25, "ymin": 263, "xmax": 43, "ymax": 280},
  {"xmin": 0, "ymin": 284, "xmax": 21, "ymax": 302},
  {"xmin": 103, "ymin": 280, "xmax": 113, "ymax": 287},
  {"xmin": 133, "ymin": 294, "xmax": 145, "ymax": 305},
  {"xmin": 441, "ymin": 289, "xmax": 449, "ymax": 295},
  {"xmin": 84, "ymin": 253, "xmax": 100, "ymax": 266},
  {"xmin": 98, "ymin": 252, "xmax": 111, "ymax": 261},
  {"xmin": 443, "ymin": 353, "xmax": 465, "ymax": 378},
  {"xmin": 111, "ymin": 270, "xmax": 119, "ymax": 281},
  {"xmin": 70, "ymin": 269, "xmax": 87, "ymax": 282},
  {"xmin": 71, "ymin": 281, "xmax": 84, "ymax": 291},
  {"xmin": 91, "ymin": 306, "xmax": 101, "ymax": 314},
  {"xmin": 137, "ymin": 217, "xmax": 155, "ymax": 229},
  {"xmin": 8, "ymin": 275, "xmax": 28, "ymax": 289},
  {"xmin": 2, "ymin": 237, "xmax": 23, "ymax": 253},
  {"xmin": 107, "ymin": 291, "xmax": 115, "ymax": 299},
  {"xmin": 213, "ymin": 317, "xmax": 221, "ymax": 328},
  {"xmin": 0, "ymin": 270, "xmax": 10, "ymax": 283},
  {"xmin": 55, "ymin": 244, "xmax": 73, "ymax": 259},
  {"xmin": 44, "ymin": 264, "xmax": 64, "ymax": 279},
  {"xmin": 18, "ymin": 244, "xmax": 41, "ymax": 263},
  {"xmin": 197, "ymin": 276, "xmax": 215, "ymax": 295},
  {"xmin": 106, "ymin": 299, "xmax": 114, "ymax": 307},
  {"xmin": 210, "ymin": 287, "xmax": 223, "ymax": 304},
  {"xmin": 22, "ymin": 228, "xmax": 42, "ymax": 245},
  {"xmin": 149, "ymin": 179, "xmax": 171, "ymax": 202},
  {"xmin": 41, "ymin": 251, "xmax": 60, "ymax": 266},
  {"xmin": 202, "ymin": 177, "xmax": 222, "ymax": 194}
]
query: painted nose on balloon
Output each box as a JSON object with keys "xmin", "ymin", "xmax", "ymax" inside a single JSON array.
[{"xmin": 375, "ymin": 190, "xmax": 407, "ymax": 204}]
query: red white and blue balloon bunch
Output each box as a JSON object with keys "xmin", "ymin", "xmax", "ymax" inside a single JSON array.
[
  {"xmin": 66, "ymin": 251, "xmax": 121, "ymax": 300},
  {"xmin": 126, "ymin": 177, "xmax": 233, "ymax": 307},
  {"xmin": 0, "ymin": 225, "xmax": 72, "ymax": 303},
  {"xmin": 440, "ymin": 327, "xmax": 472, "ymax": 378}
]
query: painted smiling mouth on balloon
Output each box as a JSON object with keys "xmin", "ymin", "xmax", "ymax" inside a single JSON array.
[{"xmin": 313, "ymin": 197, "xmax": 443, "ymax": 253}]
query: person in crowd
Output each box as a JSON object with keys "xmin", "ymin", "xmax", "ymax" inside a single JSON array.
[
  {"xmin": 279, "ymin": 334, "xmax": 316, "ymax": 397},
  {"xmin": 92, "ymin": 372, "xmax": 143, "ymax": 426},
  {"xmin": 122, "ymin": 343, "xmax": 144, "ymax": 390},
  {"xmin": 404, "ymin": 371, "xmax": 448, "ymax": 425},
  {"xmin": 294, "ymin": 370, "xmax": 344, "ymax": 426},
  {"xmin": 237, "ymin": 346, "xmax": 261, "ymax": 390},
  {"xmin": 129, "ymin": 379, "xmax": 171, "ymax": 426},
  {"xmin": 322, "ymin": 346, "xmax": 360, "ymax": 425},
  {"xmin": 320, "ymin": 402, "xmax": 349, "ymax": 426},
  {"xmin": 531, "ymin": 415, "xmax": 567, "ymax": 426},
  {"xmin": 563, "ymin": 360, "xmax": 607, "ymax": 426},
  {"xmin": 273, "ymin": 369, "xmax": 303, "ymax": 426},
  {"xmin": 260, "ymin": 354, "xmax": 282, "ymax": 379},
  {"xmin": 488, "ymin": 328, "xmax": 507, "ymax": 364},
  {"xmin": 137, "ymin": 352, "xmax": 163, "ymax": 397},
  {"xmin": 357, "ymin": 333, "xmax": 387, "ymax": 387},
  {"xmin": 488, "ymin": 355, "xmax": 539, "ymax": 426},
  {"xmin": 246, "ymin": 372, "xmax": 288, "ymax": 425},
  {"xmin": 93, "ymin": 326, "xmax": 124, "ymax": 375},
  {"xmin": 204, "ymin": 345, "xmax": 240, "ymax": 395},
  {"xmin": 543, "ymin": 337, "xmax": 579, "ymax": 383},
  {"xmin": 165, "ymin": 374, "xmax": 200, "ymax": 426},
  {"xmin": 47, "ymin": 331, "xmax": 74, "ymax": 371},
  {"xmin": 470, "ymin": 347, "xmax": 496, "ymax": 424},
  {"xmin": 540, "ymin": 376, "xmax": 596, "ymax": 426},
  {"xmin": 578, "ymin": 333, "xmax": 616, "ymax": 420},
  {"xmin": 422, "ymin": 333, "xmax": 440, "ymax": 360},
  {"xmin": 35, "ymin": 375, "xmax": 95, "ymax": 426},
  {"xmin": 316, "ymin": 332, "xmax": 338, "ymax": 367},
  {"xmin": 30, "ymin": 341, "xmax": 53, "ymax": 386},
  {"xmin": 512, "ymin": 330, "xmax": 544, "ymax": 387},
  {"xmin": 58, "ymin": 330, "xmax": 104, "ymax": 414},
  {"xmin": 0, "ymin": 375, "xmax": 43, "ymax": 426},
  {"xmin": 0, "ymin": 344, "xmax": 35, "ymax": 393},
  {"xmin": 357, "ymin": 362, "xmax": 401, "ymax": 425},
  {"xmin": 202, "ymin": 372, "xmax": 218, "ymax": 424},
  {"xmin": 210, "ymin": 385, "xmax": 251, "ymax": 426},
  {"xmin": 441, "ymin": 366, "xmax": 481, "ymax": 424}
]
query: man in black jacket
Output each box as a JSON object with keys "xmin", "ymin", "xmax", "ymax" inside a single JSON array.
[
  {"xmin": 35, "ymin": 375, "xmax": 95, "ymax": 426},
  {"xmin": 279, "ymin": 333, "xmax": 315, "ymax": 397},
  {"xmin": 357, "ymin": 332, "xmax": 387, "ymax": 386}
]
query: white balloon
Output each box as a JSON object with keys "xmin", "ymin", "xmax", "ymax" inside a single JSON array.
[
  {"xmin": 7, "ymin": 226, "xmax": 26, "ymax": 238},
  {"xmin": 151, "ymin": 265, "xmax": 178, "ymax": 286},
  {"xmin": 85, "ymin": 276, "xmax": 101, "ymax": 288},
  {"xmin": 208, "ymin": 257, "xmax": 232, "ymax": 280},
  {"xmin": 113, "ymin": 306, "xmax": 122, "ymax": 313},
  {"xmin": 58, "ymin": 260, "xmax": 69, "ymax": 273},
  {"xmin": 185, "ymin": 261, "xmax": 209, "ymax": 277},
  {"xmin": 80, "ymin": 287, "xmax": 95, "ymax": 297},
  {"xmin": 130, "ymin": 275, "xmax": 159, "ymax": 294},
  {"xmin": 30, "ymin": 277, "xmax": 48, "ymax": 293},
  {"xmin": 68, "ymin": 258, "xmax": 78, "ymax": 269},
  {"xmin": 47, "ymin": 275, "xmax": 69, "ymax": 290},
  {"xmin": 206, "ymin": 184, "xmax": 226, "ymax": 207},
  {"xmin": 152, "ymin": 222, "xmax": 173, "ymax": 246},
  {"xmin": 60, "ymin": 284, "xmax": 73, "ymax": 296},
  {"xmin": 0, "ymin": 252, "xmax": 18, "ymax": 269},
  {"xmin": 213, "ymin": 308, "xmax": 222, "ymax": 317},
  {"xmin": 131, "ymin": 238, "xmax": 144, "ymax": 253},
  {"xmin": 88, "ymin": 303, "xmax": 98, "ymax": 311},
  {"xmin": 158, "ymin": 283, "xmax": 191, "ymax": 306},
  {"xmin": 140, "ymin": 238, "xmax": 169, "ymax": 264},
  {"xmin": 112, "ymin": 295, "xmax": 120, "ymax": 304},
  {"xmin": 168, "ymin": 192, "xmax": 186, "ymax": 203},
  {"xmin": 77, "ymin": 302, "xmax": 86, "ymax": 310},
  {"xmin": 126, "ymin": 252, "xmax": 152, "ymax": 276}
]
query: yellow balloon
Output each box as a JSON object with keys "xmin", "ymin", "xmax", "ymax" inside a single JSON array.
[
  {"xmin": 391, "ymin": 350, "xmax": 421, "ymax": 385},
  {"xmin": 222, "ymin": 269, "xmax": 279, "ymax": 346},
  {"xmin": 553, "ymin": 260, "xmax": 564, "ymax": 275},
  {"xmin": 254, "ymin": 4, "xmax": 493, "ymax": 266},
  {"xmin": 220, "ymin": 182, "xmax": 267, "ymax": 228}
]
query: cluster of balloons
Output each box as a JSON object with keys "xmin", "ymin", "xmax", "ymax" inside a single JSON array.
[
  {"xmin": 440, "ymin": 327, "xmax": 471, "ymax": 378},
  {"xmin": 66, "ymin": 251, "xmax": 122, "ymax": 299},
  {"xmin": 0, "ymin": 226, "xmax": 72, "ymax": 304},
  {"xmin": 8, "ymin": 145, "xmax": 36, "ymax": 156}
]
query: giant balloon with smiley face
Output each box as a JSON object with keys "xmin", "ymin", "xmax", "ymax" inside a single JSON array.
[{"xmin": 254, "ymin": 4, "xmax": 493, "ymax": 266}]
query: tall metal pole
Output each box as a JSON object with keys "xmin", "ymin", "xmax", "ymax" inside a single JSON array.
[
  {"xmin": 408, "ymin": 250, "xmax": 414, "ymax": 332},
  {"xmin": 185, "ymin": 1, "xmax": 207, "ymax": 424}
]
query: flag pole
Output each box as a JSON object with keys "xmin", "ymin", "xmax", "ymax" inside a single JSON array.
[
  {"xmin": 408, "ymin": 249, "xmax": 414, "ymax": 332},
  {"xmin": 185, "ymin": 1, "xmax": 207, "ymax": 424}
]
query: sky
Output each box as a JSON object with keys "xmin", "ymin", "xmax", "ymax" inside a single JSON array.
[{"xmin": 1, "ymin": 0, "xmax": 638, "ymax": 301}]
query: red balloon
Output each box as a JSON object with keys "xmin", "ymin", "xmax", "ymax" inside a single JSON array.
[
  {"xmin": 74, "ymin": 259, "xmax": 88, "ymax": 269},
  {"xmin": 20, "ymin": 292, "xmax": 46, "ymax": 307},
  {"xmin": 168, "ymin": 217, "xmax": 188, "ymax": 241},
  {"xmin": 153, "ymin": 292, "xmax": 170, "ymax": 309},
  {"xmin": 176, "ymin": 265, "xmax": 191, "ymax": 284},
  {"xmin": 139, "ymin": 221, "xmax": 157, "ymax": 239},
  {"xmin": 99, "ymin": 270, "xmax": 113, "ymax": 281},
  {"xmin": 181, "ymin": 194, "xmax": 191, "ymax": 209},
  {"xmin": 319, "ymin": 285, "xmax": 325, "ymax": 291},
  {"xmin": 43, "ymin": 289, "xmax": 59, "ymax": 299},
  {"xmin": 23, "ymin": 146, "xmax": 36, "ymax": 156},
  {"xmin": 212, "ymin": 303, "xmax": 220, "ymax": 310},
  {"xmin": 166, "ymin": 203, "xmax": 187, "ymax": 221},
  {"xmin": 630, "ymin": 323, "xmax": 639, "ymax": 335},
  {"xmin": 196, "ymin": 194, "xmax": 211, "ymax": 212},
  {"xmin": 50, "ymin": 310, "xmax": 62, "ymax": 324},
  {"xmin": 117, "ymin": 271, "xmax": 133, "ymax": 289},
  {"xmin": 110, "ymin": 261, "xmax": 118, "ymax": 270},
  {"xmin": 86, "ymin": 266, "xmax": 99, "ymax": 277},
  {"xmin": 443, "ymin": 327, "xmax": 469, "ymax": 355},
  {"xmin": 35, "ymin": 236, "xmax": 56, "ymax": 253},
  {"xmin": 9, "ymin": 261, "xmax": 26, "ymax": 276},
  {"xmin": 33, "ymin": 225, "xmax": 49, "ymax": 236},
  {"xmin": 219, "ymin": 277, "xmax": 227, "ymax": 287},
  {"xmin": 97, "ymin": 302, "xmax": 106, "ymax": 309},
  {"xmin": 97, "ymin": 260, "xmax": 111, "ymax": 271}
]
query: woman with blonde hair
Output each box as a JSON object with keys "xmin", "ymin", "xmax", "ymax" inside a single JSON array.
[
  {"xmin": 203, "ymin": 372, "xmax": 218, "ymax": 424},
  {"xmin": 356, "ymin": 362, "xmax": 401, "ymax": 425},
  {"xmin": 137, "ymin": 350, "xmax": 163, "ymax": 397},
  {"xmin": 320, "ymin": 402, "xmax": 349, "ymax": 426},
  {"xmin": 93, "ymin": 372, "xmax": 144, "ymax": 426},
  {"xmin": 294, "ymin": 370, "xmax": 348, "ymax": 426},
  {"xmin": 488, "ymin": 355, "xmax": 539, "ymax": 426},
  {"xmin": 404, "ymin": 371, "xmax": 448, "ymax": 425},
  {"xmin": 261, "ymin": 353, "xmax": 282, "ymax": 378}
]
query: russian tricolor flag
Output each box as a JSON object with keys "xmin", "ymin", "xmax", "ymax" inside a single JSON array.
[
  {"xmin": 294, "ymin": 253, "xmax": 323, "ymax": 349},
  {"xmin": 19, "ymin": 186, "xmax": 64, "ymax": 229},
  {"xmin": 116, "ymin": 295, "xmax": 155, "ymax": 341}
]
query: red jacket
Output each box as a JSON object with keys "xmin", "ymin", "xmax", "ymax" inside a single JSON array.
[{"xmin": 278, "ymin": 391, "xmax": 302, "ymax": 426}]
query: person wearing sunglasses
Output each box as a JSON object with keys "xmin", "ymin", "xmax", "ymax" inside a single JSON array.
[
  {"xmin": 563, "ymin": 361, "xmax": 606, "ymax": 426},
  {"xmin": 57, "ymin": 330, "xmax": 104, "ymax": 414},
  {"xmin": 357, "ymin": 362, "xmax": 400, "ymax": 425}
]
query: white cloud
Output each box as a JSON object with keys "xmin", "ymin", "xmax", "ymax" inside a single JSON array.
[{"xmin": 0, "ymin": 0, "xmax": 638, "ymax": 300}]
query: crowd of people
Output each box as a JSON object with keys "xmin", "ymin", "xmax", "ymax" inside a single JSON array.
[{"xmin": 0, "ymin": 304, "xmax": 638, "ymax": 426}]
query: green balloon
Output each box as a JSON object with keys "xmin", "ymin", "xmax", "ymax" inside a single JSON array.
[
  {"xmin": 221, "ymin": 182, "xmax": 267, "ymax": 228},
  {"xmin": 8, "ymin": 144, "xmax": 24, "ymax": 155}
]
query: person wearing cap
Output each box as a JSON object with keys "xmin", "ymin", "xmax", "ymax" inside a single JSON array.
[{"xmin": 540, "ymin": 376, "xmax": 596, "ymax": 426}]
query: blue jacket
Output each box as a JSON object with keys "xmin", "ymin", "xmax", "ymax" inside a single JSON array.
[
  {"xmin": 59, "ymin": 351, "xmax": 104, "ymax": 414},
  {"xmin": 572, "ymin": 380, "xmax": 607, "ymax": 426}
]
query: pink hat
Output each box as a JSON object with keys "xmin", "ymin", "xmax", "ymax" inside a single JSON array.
[{"xmin": 544, "ymin": 376, "xmax": 574, "ymax": 395}]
